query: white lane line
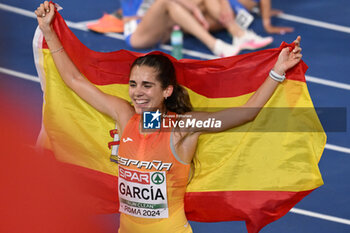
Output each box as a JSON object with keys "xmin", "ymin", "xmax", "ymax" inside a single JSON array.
[
  {"xmin": 306, "ymin": 75, "xmax": 350, "ymax": 91},
  {"xmin": 325, "ymin": 144, "xmax": 350, "ymax": 155},
  {"xmin": 278, "ymin": 13, "xmax": 350, "ymax": 34},
  {"xmin": 0, "ymin": 2, "xmax": 36, "ymax": 18},
  {"xmin": 160, "ymin": 44, "xmax": 217, "ymax": 60},
  {"xmin": 66, "ymin": 21, "xmax": 90, "ymax": 31},
  {"xmin": 0, "ymin": 67, "xmax": 39, "ymax": 83},
  {"xmin": 0, "ymin": 3, "xmax": 87, "ymax": 31},
  {"xmin": 75, "ymin": 19, "xmax": 98, "ymax": 25},
  {"xmin": 291, "ymin": 208, "xmax": 350, "ymax": 225},
  {"xmin": 102, "ymin": 31, "xmax": 126, "ymax": 40}
]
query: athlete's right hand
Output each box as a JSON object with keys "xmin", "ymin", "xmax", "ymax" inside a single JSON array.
[{"xmin": 35, "ymin": 1, "xmax": 55, "ymax": 32}]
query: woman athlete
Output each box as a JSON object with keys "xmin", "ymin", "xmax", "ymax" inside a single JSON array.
[{"xmin": 35, "ymin": 1, "xmax": 302, "ymax": 232}]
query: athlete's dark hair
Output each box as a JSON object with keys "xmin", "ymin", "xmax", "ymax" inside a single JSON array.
[{"xmin": 130, "ymin": 54, "xmax": 192, "ymax": 114}]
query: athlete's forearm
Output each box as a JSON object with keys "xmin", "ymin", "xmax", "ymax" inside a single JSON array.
[
  {"xmin": 40, "ymin": 26, "xmax": 84, "ymax": 87},
  {"xmin": 200, "ymin": 76, "xmax": 279, "ymax": 132},
  {"xmin": 39, "ymin": 26, "xmax": 124, "ymax": 121},
  {"xmin": 244, "ymin": 75, "xmax": 279, "ymax": 111}
]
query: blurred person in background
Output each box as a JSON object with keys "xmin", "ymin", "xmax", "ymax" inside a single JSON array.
[
  {"xmin": 120, "ymin": 0, "xmax": 241, "ymax": 57},
  {"xmin": 90, "ymin": 0, "xmax": 274, "ymax": 57}
]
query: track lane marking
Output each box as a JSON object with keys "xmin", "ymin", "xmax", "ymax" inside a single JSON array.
[
  {"xmin": 278, "ymin": 13, "xmax": 350, "ymax": 34},
  {"xmin": 0, "ymin": 67, "xmax": 40, "ymax": 83},
  {"xmin": 291, "ymin": 208, "xmax": 350, "ymax": 225},
  {"xmin": 306, "ymin": 75, "xmax": 350, "ymax": 91}
]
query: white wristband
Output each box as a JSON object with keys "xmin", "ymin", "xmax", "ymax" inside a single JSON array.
[{"xmin": 269, "ymin": 69, "xmax": 286, "ymax": 82}]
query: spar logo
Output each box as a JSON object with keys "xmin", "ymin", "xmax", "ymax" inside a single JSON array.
[
  {"xmin": 151, "ymin": 172, "xmax": 165, "ymax": 185},
  {"xmin": 143, "ymin": 110, "xmax": 161, "ymax": 129}
]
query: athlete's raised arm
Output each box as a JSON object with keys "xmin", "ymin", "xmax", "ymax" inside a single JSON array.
[
  {"xmin": 188, "ymin": 36, "xmax": 302, "ymax": 133},
  {"xmin": 35, "ymin": 1, "xmax": 134, "ymax": 127}
]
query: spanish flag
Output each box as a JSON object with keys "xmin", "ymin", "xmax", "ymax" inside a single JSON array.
[{"xmin": 33, "ymin": 10, "xmax": 326, "ymax": 233}]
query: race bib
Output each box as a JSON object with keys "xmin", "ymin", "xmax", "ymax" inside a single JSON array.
[
  {"xmin": 235, "ymin": 9, "xmax": 254, "ymax": 29},
  {"xmin": 118, "ymin": 166, "xmax": 169, "ymax": 218}
]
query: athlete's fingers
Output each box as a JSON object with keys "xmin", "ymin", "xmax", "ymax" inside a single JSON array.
[
  {"xmin": 35, "ymin": 7, "xmax": 44, "ymax": 17},
  {"xmin": 295, "ymin": 54, "xmax": 302, "ymax": 59},
  {"xmin": 49, "ymin": 3, "xmax": 55, "ymax": 14},
  {"xmin": 38, "ymin": 3, "xmax": 46, "ymax": 17},
  {"xmin": 44, "ymin": 1, "xmax": 50, "ymax": 12},
  {"xmin": 293, "ymin": 47, "xmax": 302, "ymax": 53},
  {"xmin": 294, "ymin": 35, "xmax": 301, "ymax": 46}
]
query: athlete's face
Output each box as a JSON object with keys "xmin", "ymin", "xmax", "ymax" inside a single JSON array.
[{"xmin": 129, "ymin": 65, "xmax": 173, "ymax": 114}]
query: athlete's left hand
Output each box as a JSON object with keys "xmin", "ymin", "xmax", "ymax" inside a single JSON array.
[{"xmin": 273, "ymin": 36, "xmax": 302, "ymax": 75}]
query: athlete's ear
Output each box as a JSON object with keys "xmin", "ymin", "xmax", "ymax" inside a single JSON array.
[{"xmin": 163, "ymin": 85, "xmax": 173, "ymax": 99}]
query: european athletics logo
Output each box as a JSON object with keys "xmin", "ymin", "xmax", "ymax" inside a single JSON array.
[{"xmin": 143, "ymin": 110, "xmax": 162, "ymax": 129}]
